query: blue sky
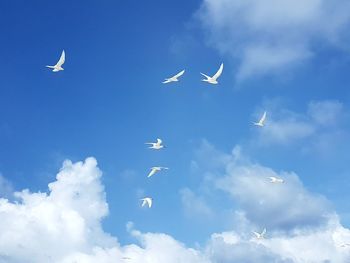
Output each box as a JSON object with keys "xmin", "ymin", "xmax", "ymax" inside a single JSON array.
[{"xmin": 1, "ymin": 1, "xmax": 350, "ymax": 262}]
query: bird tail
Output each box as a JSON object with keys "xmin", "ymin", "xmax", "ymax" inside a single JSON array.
[
  {"xmin": 46, "ymin": 65, "xmax": 55, "ymax": 69},
  {"xmin": 200, "ymin": 73, "xmax": 210, "ymax": 79}
]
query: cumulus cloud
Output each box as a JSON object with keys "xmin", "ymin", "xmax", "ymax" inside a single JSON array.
[
  {"xmin": 0, "ymin": 158, "xmax": 207, "ymax": 263},
  {"xmin": 206, "ymin": 220, "xmax": 350, "ymax": 263},
  {"xmin": 196, "ymin": 0, "xmax": 350, "ymax": 80},
  {"xmin": 0, "ymin": 155, "xmax": 349, "ymax": 262},
  {"xmin": 192, "ymin": 142, "xmax": 350, "ymax": 262},
  {"xmin": 215, "ymin": 146, "xmax": 331, "ymax": 230},
  {"xmin": 0, "ymin": 157, "xmax": 115, "ymax": 262}
]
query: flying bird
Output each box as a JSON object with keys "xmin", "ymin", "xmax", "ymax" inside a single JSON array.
[
  {"xmin": 46, "ymin": 50, "xmax": 65, "ymax": 72},
  {"xmin": 141, "ymin": 197, "xmax": 153, "ymax": 208},
  {"xmin": 201, "ymin": 63, "xmax": 223, "ymax": 84},
  {"xmin": 252, "ymin": 228, "xmax": 266, "ymax": 239},
  {"xmin": 253, "ymin": 111, "xmax": 267, "ymax": 127},
  {"xmin": 268, "ymin": 176, "xmax": 284, "ymax": 183},
  {"xmin": 148, "ymin": 166, "xmax": 169, "ymax": 178},
  {"xmin": 145, "ymin": 138, "xmax": 164, "ymax": 150},
  {"xmin": 163, "ymin": 70, "xmax": 185, "ymax": 84}
]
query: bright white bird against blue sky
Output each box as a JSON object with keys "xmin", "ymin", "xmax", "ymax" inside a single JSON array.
[
  {"xmin": 163, "ymin": 69, "xmax": 185, "ymax": 84},
  {"xmin": 148, "ymin": 166, "xmax": 169, "ymax": 178},
  {"xmin": 145, "ymin": 138, "xmax": 164, "ymax": 150},
  {"xmin": 46, "ymin": 50, "xmax": 65, "ymax": 72},
  {"xmin": 200, "ymin": 63, "xmax": 223, "ymax": 84},
  {"xmin": 141, "ymin": 197, "xmax": 153, "ymax": 208},
  {"xmin": 253, "ymin": 111, "xmax": 267, "ymax": 127}
]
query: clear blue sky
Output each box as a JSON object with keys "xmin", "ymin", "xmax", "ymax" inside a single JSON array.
[{"xmin": 0, "ymin": 0, "xmax": 350, "ymax": 251}]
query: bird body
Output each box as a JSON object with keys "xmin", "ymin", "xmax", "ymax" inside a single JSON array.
[
  {"xmin": 201, "ymin": 63, "xmax": 223, "ymax": 84},
  {"xmin": 141, "ymin": 197, "xmax": 153, "ymax": 208},
  {"xmin": 268, "ymin": 176, "xmax": 284, "ymax": 183},
  {"xmin": 145, "ymin": 138, "xmax": 164, "ymax": 150},
  {"xmin": 253, "ymin": 111, "xmax": 267, "ymax": 127},
  {"xmin": 163, "ymin": 70, "xmax": 185, "ymax": 84},
  {"xmin": 46, "ymin": 50, "xmax": 65, "ymax": 72}
]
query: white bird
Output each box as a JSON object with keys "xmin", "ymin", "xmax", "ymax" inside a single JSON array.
[
  {"xmin": 163, "ymin": 70, "xmax": 185, "ymax": 84},
  {"xmin": 268, "ymin": 176, "xmax": 284, "ymax": 184},
  {"xmin": 252, "ymin": 228, "xmax": 266, "ymax": 239},
  {"xmin": 141, "ymin": 197, "xmax": 152, "ymax": 208},
  {"xmin": 145, "ymin": 138, "xmax": 164, "ymax": 150},
  {"xmin": 201, "ymin": 63, "xmax": 223, "ymax": 84},
  {"xmin": 253, "ymin": 111, "xmax": 267, "ymax": 127},
  {"xmin": 46, "ymin": 50, "xmax": 65, "ymax": 72},
  {"xmin": 148, "ymin": 166, "xmax": 169, "ymax": 178}
]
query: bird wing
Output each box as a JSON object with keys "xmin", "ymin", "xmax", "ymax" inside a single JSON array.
[
  {"xmin": 146, "ymin": 198, "xmax": 152, "ymax": 208},
  {"xmin": 260, "ymin": 111, "xmax": 267, "ymax": 124},
  {"xmin": 268, "ymin": 176, "xmax": 276, "ymax": 182},
  {"xmin": 156, "ymin": 138, "xmax": 162, "ymax": 144},
  {"xmin": 261, "ymin": 228, "xmax": 266, "ymax": 236},
  {"xmin": 56, "ymin": 50, "xmax": 65, "ymax": 67},
  {"xmin": 172, "ymin": 69, "xmax": 185, "ymax": 79},
  {"xmin": 200, "ymin": 72, "xmax": 211, "ymax": 79},
  {"xmin": 162, "ymin": 79, "xmax": 171, "ymax": 84},
  {"xmin": 148, "ymin": 168, "xmax": 157, "ymax": 177},
  {"xmin": 212, "ymin": 63, "xmax": 223, "ymax": 80}
]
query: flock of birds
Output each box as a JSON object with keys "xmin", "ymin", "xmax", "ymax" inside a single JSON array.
[
  {"xmin": 45, "ymin": 49, "xmax": 290, "ymax": 259},
  {"xmin": 44, "ymin": 47, "xmax": 350, "ymax": 261}
]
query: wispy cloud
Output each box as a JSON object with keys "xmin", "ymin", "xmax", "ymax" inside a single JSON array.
[
  {"xmin": 252, "ymin": 99, "xmax": 347, "ymax": 147},
  {"xmin": 196, "ymin": 0, "xmax": 350, "ymax": 81},
  {"xmin": 0, "ymin": 175, "xmax": 13, "ymax": 199},
  {"xmin": 180, "ymin": 188, "xmax": 214, "ymax": 219}
]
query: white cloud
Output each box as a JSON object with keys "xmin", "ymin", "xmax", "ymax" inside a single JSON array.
[
  {"xmin": 0, "ymin": 155, "xmax": 349, "ymax": 262},
  {"xmin": 206, "ymin": 220, "xmax": 350, "ymax": 263},
  {"xmin": 0, "ymin": 175, "xmax": 13, "ymax": 199},
  {"xmin": 0, "ymin": 158, "xmax": 115, "ymax": 262},
  {"xmin": 215, "ymin": 146, "xmax": 331, "ymax": 230},
  {"xmin": 192, "ymin": 142, "xmax": 350, "ymax": 262},
  {"xmin": 0, "ymin": 158, "xmax": 207, "ymax": 263},
  {"xmin": 260, "ymin": 117, "xmax": 315, "ymax": 145},
  {"xmin": 196, "ymin": 0, "xmax": 350, "ymax": 80},
  {"xmin": 206, "ymin": 231, "xmax": 292, "ymax": 263},
  {"xmin": 254, "ymin": 100, "xmax": 346, "ymax": 146},
  {"xmin": 308, "ymin": 100, "xmax": 344, "ymax": 126}
]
